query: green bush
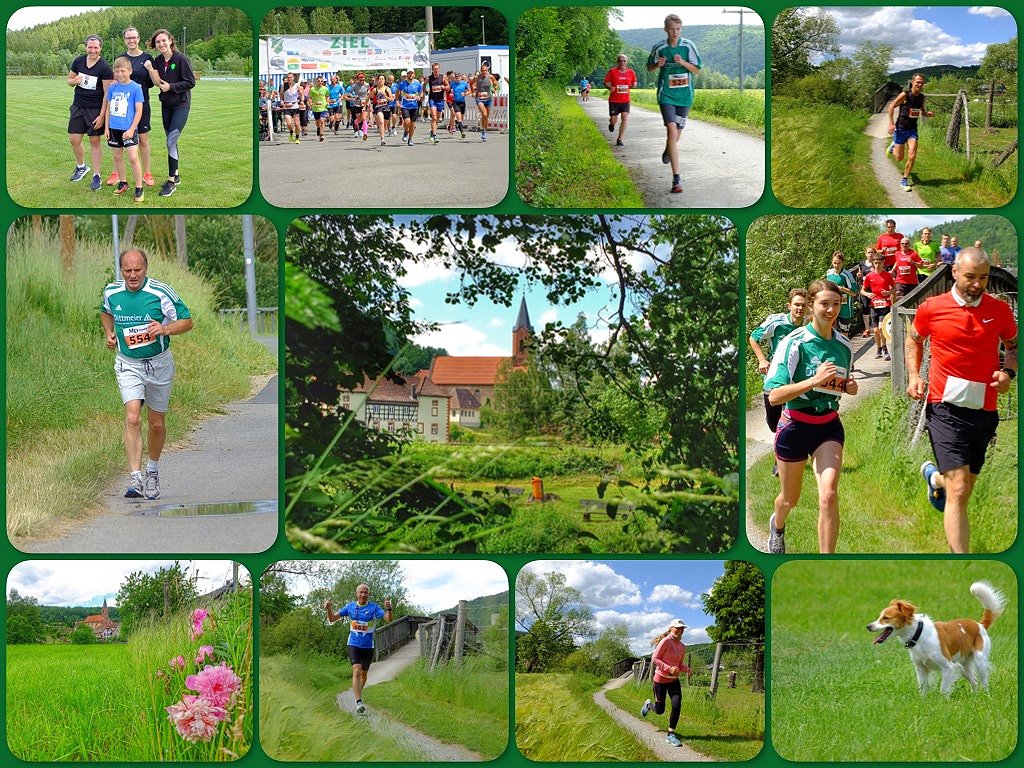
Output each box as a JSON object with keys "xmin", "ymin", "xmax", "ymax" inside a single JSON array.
[{"xmin": 261, "ymin": 609, "xmax": 348, "ymax": 658}]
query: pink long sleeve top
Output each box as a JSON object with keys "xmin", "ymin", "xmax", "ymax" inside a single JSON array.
[{"xmin": 652, "ymin": 635, "xmax": 689, "ymax": 684}]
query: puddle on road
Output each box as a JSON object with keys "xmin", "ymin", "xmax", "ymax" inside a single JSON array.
[{"xmin": 138, "ymin": 500, "xmax": 277, "ymax": 517}]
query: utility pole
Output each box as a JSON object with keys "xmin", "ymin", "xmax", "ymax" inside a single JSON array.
[
  {"xmin": 425, "ymin": 7, "xmax": 434, "ymax": 51},
  {"xmin": 722, "ymin": 8, "xmax": 746, "ymax": 94},
  {"xmin": 480, "ymin": 14, "xmax": 486, "ymax": 45},
  {"xmin": 242, "ymin": 216, "xmax": 258, "ymax": 338}
]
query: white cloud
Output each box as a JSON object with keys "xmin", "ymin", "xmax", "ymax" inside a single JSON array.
[
  {"xmin": 399, "ymin": 561, "xmax": 508, "ymax": 614},
  {"xmin": 7, "ymin": 7, "xmax": 109, "ymax": 31},
  {"xmin": 408, "ymin": 297, "xmax": 422, "ymax": 309},
  {"xmin": 523, "ymin": 560, "xmax": 642, "ymax": 608},
  {"xmin": 611, "ymin": 7, "xmax": 764, "ymax": 30},
  {"xmin": 397, "ymin": 256, "xmax": 454, "ymax": 288},
  {"xmin": 649, "ymin": 584, "xmax": 695, "ymax": 604},
  {"xmin": 539, "ymin": 309, "xmax": 559, "ymax": 326},
  {"xmin": 592, "ymin": 609, "xmax": 713, "ymax": 653},
  {"xmin": 413, "ymin": 321, "xmax": 507, "ymax": 357},
  {"xmin": 968, "ymin": 7, "xmax": 1012, "ymax": 19}
]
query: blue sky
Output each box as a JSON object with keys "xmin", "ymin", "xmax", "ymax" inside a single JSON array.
[
  {"xmin": 518, "ymin": 560, "xmax": 749, "ymax": 653},
  {"xmin": 816, "ymin": 6, "xmax": 1015, "ymax": 70}
]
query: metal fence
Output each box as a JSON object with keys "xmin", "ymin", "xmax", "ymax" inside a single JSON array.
[
  {"xmin": 632, "ymin": 640, "xmax": 765, "ymax": 696},
  {"xmin": 218, "ymin": 306, "xmax": 278, "ymax": 335}
]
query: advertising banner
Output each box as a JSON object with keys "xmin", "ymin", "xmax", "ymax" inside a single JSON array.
[{"xmin": 264, "ymin": 34, "xmax": 431, "ymax": 74}]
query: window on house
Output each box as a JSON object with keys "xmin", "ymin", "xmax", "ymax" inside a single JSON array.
[
  {"xmin": 417, "ymin": 422, "xmax": 424, "ymax": 433},
  {"xmin": 431, "ymin": 406, "xmax": 438, "ymax": 417},
  {"xmin": 431, "ymin": 423, "xmax": 438, "ymax": 435}
]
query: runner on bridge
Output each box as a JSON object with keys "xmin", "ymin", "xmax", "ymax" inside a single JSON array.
[
  {"xmin": 640, "ymin": 618, "xmax": 691, "ymax": 747},
  {"xmin": 326, "ymin": 584, "xmax": 393, "ymax": 715},
  {"xmin": 604, "ymin": 53, "xmax": 637, "ymax": 146}
]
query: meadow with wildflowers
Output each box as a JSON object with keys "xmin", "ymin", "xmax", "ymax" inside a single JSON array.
[{"xmin": 6, "ymin": 591, "xmax": 252, "ymax": 761}]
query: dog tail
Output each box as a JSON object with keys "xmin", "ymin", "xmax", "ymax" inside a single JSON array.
[{"xmin": 970, "ymin": 581, "xmax": 1006, "ymax": 629}]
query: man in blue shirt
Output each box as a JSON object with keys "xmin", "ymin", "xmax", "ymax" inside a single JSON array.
[
  {"xmin": 326, "ymin": 584, "xmax": 393, "ymax": 714},
  {"xmin": 399, "ymin": 69, "xmax": 424, "ymax": 146}
]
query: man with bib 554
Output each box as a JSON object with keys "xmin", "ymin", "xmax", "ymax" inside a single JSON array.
[
  {"xmin": 326, "ymin": 585, "xmax": 393, "ymax": 714},
  {"xmin": 101, "ymin": 248, "xmax": 192, "ymax": 500}
]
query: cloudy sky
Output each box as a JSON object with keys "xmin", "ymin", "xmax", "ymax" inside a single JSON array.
[
  {"xmin": 612, "ymin": 6, "xmax": 763, "ymax": 30},
  {"xmin": 395, "ymin": 216, "xmax": 667, "ymax": 357},
  {"xmin": 7, "ymin": 560, "xmax": 245, "ymax": 606},
  {"xmin": 518, "ymin": 560, "xmax": 745, "ymax": 653},
  {"xmin": 277, "ymin": 559, "xmax": 508, "ymax": 614},
  {"xmin": 814, "ymin": 6, "xmax": 1015, "ymax": 71},
  {"xmin": 7, "ymin": 6, "xmax": 108, "ymax": 31}
]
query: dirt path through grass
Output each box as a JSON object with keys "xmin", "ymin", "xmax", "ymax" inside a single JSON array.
[
  {"xmin": 865, "ymin": 102, "xmax": 928, "ymax": 208},
  {"xmin": 580, "ymin": 96, "xmax": 763, "ymax": 208},
  {"xmin": 593, "ymin": 675, "xmax": 713, "ymax": 762},
  {"xmin": 336, "ymin": 642, "xmax": 483, "ymax": 761},
  {"xmin": 745, "ymin": 333, "xmax": 893, "ymax": 551}
]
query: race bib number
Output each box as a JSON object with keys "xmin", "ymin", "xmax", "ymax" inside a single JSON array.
[
  {"xmin": 615, "ymin": 84, "xmax": 629, "ymax": 94},
  {"xmin": 431, "ymin": 85, "xmax": 443, "ymax": 94},
  {"xmin": 898, "ymin": 265, "xmax": 911, "ymax": 276},
  {"xmin": 908, "ymin": 108, "xmax": 922, "ymax": 118},
  {"xmin": 79, "ymin": 74, "xmax": 98, "ymax": 90},
  {"xmin": 668, "ymin": 72, "xmax": 689, "ymax": 88},
  {"xmin": 110, "ymin": 92, "xmax": 129, "ymax": 118},
  {"xmin": 122, "ymin": 322, "xmax": 154, "ymax": 350},
  {"xmin": 872, "ymin": 298, "xmax": 889, "ymax": 309},
  {"xmin": 350, "ymin": 620, "xmax": 369, "ymax": 633},
  {"xmin": 477, "ymin": 91, "xmax": 489, "ymax": 99},
  {"xmin": 813, "ymin": 367, "xmax": 850, "ymax": 396}
]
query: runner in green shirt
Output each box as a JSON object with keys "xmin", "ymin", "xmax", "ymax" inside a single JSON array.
[
  {"xmin": 646, "ymin": 13, "xmax": 701, "ymax": 194},
  {"xmin": 825, "ymin": 251, "xmax": 859, "ymax": 336},
  {"xmin": 309, "ymin": 77, "xmax": 330, "ymax": 142},
  {"xmin": 913, "ymin": 226, "xmax": 939, "ymax": 283}
]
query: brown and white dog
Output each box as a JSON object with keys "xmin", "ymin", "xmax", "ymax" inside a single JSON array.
[{"xmin": 867, "ymin": 581, "xmax": 1006, "ymax": 695}]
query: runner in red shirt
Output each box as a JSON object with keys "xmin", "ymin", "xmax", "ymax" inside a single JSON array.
[
  {"xmin": 875, "ymin": 218, "xmax": 905, "ymax": 269},
  {"xmin": 891, "ymin": 237, "xmax": 924, "ymax": 300},
  {"xmin": 860, "ymin": 255, "xmax": 896, "ymax": 360},
  {"xmin": 604, "ymin": 54, "xmax": 637, "ymax": 147},
  {"xmin": 906, "ymin": 247, "xmax": 1017, "ymax": 552}
]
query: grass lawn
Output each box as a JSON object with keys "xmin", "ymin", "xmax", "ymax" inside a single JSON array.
[
  {"xmin": 772, "ymin": 560, "xmax": 1017, "ymax": 761},
  {"xmin": 7, "ymin": 78, "xmax": 252, "ymax": 208},
  {"xmin": 605, "ymin": 679, "xmax": 764, "ymax": 761},
  {"xmin": 515, "ymin": 673, "xmax": 656, "ymax": 761},
  {"xmin": 746, "ymin": 388, "xmax": 1017, "ymax": 553},
  {"xmin": 594, "ymin": 88, "xmax": 765, "ymax": 137}
]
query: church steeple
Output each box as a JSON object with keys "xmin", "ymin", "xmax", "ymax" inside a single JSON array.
[
  {"xmin": 101, "ymin": 599, "xmax": 108, "ymax": 619},
  {"xmin": 512, "ymin": 296, "xmax": 533, "ymax": 365},
  {"xmin": 513, "ymin": 296, "xmax": 533, "ymax": 332}
]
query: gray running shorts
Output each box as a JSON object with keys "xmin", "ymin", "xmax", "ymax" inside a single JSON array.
[{"xmin": 114, "ymin": 348, "xmax": 175, "ymax": 412}]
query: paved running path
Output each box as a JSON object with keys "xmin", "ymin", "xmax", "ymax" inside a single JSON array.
[
  {"xmin": 336, "ymin": 641, "xmax": 483, "ymax": 761},
  {"xmin": 19, "ymin": 375, "xmax": 279, "ymax": 554},
  {"xmin": 259, "ymin": 127, "xmax": 508, "ymax": 208},
  {"xmin": 865, "ymin": 103, "xmax": 928, "ymax": 208},
  {"xmin": 745, "ymin": 333, "xmax": 893, "ymax": 551},
  {"xmin": 580, "ymin": 96, "xmax": 764, "ymax": 208},
  {"xmin": 592, "ymin": 674, "xmax": 712, "ymax": 762}
]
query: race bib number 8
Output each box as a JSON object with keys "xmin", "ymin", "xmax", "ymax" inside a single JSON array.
[
  {"xmin": 813, "ymin": 367, "xmax": 850, "ymax": 396},
  {"xmin": 908, "ymin": 108, "xmax": 922, "ymax": 118},
  {"xmin": 79, "ymin": 74, "xmax": 98, "ymax": 90},
  {"xmin": 668, "ymin": 72, "xmax": 689, "ymax": 88},
  {"xmin": 110, "ymin": 93, "xmax": 129, "ymax": 118},
  {"xmin": 350, "ymin": 620, "xmax": 369, "ymax": 633},
  {"xmin": 122, "ymin": 323, "xmax": 154, "ymax": 349}
]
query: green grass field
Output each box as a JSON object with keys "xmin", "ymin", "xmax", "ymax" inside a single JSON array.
[
  {"xmin": 747, "ymin": 388, "xmax": 1017, "ymax": 554},
  {"xmin": 605, "ymin": 678, "xmax": 764, "ymax": 761},
  {"xmin": 593, "ymin": 88, "xmax": 765, "ymax": 136},
  {"xmin": 516, "ymin": 673, "xmax": 657, "ymax": 761},
  {"xmin": 7, "ymin": 78, "xmax": 252, "ymax": 208},
  {"xmin": 7, "ymin": 604, "xmax": 252, "ymax": 761},
  {"xmin": 772, "ymin": 560, "xmax": 1017, "ymax": 761}
]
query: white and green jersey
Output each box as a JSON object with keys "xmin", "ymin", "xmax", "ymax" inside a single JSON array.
[
  {"xmin": 751, "ymin": 312, "xmax": 802, "ymax": 360},
  {"xmin": 101, "ymin": 277, "xmax": 191, "ymax": 359},
  {"xmin": 648, "ymin": 38, "xmax": 701, "ymax": 107},
  {"xmin": 826, "ymin": 269, "xmax": 858, "ymax": 319},
  {"xmin": 764, "ymin": 324, "xmax": 852, "ymax": 414}
]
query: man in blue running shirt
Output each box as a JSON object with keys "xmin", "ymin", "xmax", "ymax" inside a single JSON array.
[{"xmin": 326, "ymin": 584, "xmax": 394, "ymax": 714}]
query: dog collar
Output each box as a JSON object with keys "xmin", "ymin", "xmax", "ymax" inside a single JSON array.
[{"xmin": 904, "ymin": 620, "xmax": 924, "ymax": 648}]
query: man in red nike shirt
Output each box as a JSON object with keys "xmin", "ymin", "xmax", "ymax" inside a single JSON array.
[{"xmin": 604, "ymin": 54, "xmax": 637, "ymax": 147}]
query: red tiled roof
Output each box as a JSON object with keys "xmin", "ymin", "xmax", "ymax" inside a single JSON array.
[
  {"xmin": 429, "ymin": 356, "xmax": 511, "ymax": 385},
  {"xmin": 351, "ymin": 374, "xmax": 450, "ymax": 402}
]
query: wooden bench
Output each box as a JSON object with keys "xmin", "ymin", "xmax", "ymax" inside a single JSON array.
[
  {"xmin": 580, "ymin": 498, "xmax": 635, "ymax": 522},
  {"xmin": 494, "ymin": 485, "xmax": 525, "ymax": 497}
]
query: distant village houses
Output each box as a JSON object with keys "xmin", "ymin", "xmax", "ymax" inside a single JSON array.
[{"xmin": 77, "ymin": 599, "xmax": 120, "ymax": 640}]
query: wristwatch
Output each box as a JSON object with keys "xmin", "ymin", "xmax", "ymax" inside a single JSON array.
[{"xmin": 1000, "ymin": 367, "xmax": 1016, "ymax": 380}]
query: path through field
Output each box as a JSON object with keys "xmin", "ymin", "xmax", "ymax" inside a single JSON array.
[
  {"xmin": 592, "ymin": 674, "xmax": 712, "ymax": 762},
  {"xmin": 745, "ymin": 333, "xmax": 894, "ymax": 551},
  {"xmin": 20, "ymin": 374, "xmax": 278, "ymax": 554},
  {"xmin": 580, "ymin": 96, "xmax": 764, "ymax": 207},
  {"xmin": 336, "ymin": 641, "xmax": 483, "ymax": 761},
  {"xmin": 865, "ymin": 102, "xmax": 928, "ymax": 208}
]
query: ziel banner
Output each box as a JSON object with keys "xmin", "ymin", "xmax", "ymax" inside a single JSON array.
[{"xmin": 264, "ymin": 34, "xmax": 431, "ymax": 74}]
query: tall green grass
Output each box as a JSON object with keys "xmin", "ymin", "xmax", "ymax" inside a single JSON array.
[
  {"xmin": 747, "ymin": 387, "xmax": 1016, "ymax": 553},
  {"xmin": 596, "ymin": 88, "xmax": 765, "ymax": 135},
  {"xmin": 259, "ymin": 653, "xmax": 420, "ymax": 761},
  {"xmin": 771, "ymin": 97, "xmax": 889, "ymax": 207},
  {"xmin": 5, "ymin": 224, "xmax": 275, "ymax": 539},
  {"xmin": 7, "ymin": 595, "xmax": 252, "ymax": 761},
  {"xmin": 368, "ymin": 657, "xmax": 509, "ymax": 758},
  {"xmin": 772, "ymin": 560, "xmax": 1017, "ymax": 761},
  {"xmin": 605, "ymin": 679, "xmax": 764, "ymax": 761},
  {"xmin": 515, "ymin": 82, "xmax": 644, "ymax": 207},
  {"xmin": 515, "ymin": 673, "xmax": 656, "ymax": 761}
]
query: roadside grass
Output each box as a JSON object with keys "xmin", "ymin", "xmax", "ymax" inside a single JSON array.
[
  {"xmin": 746, "ymin": 387, "xmax": 1016, "ymax": 553},
  {"xmin": 259, "ymin": 653, "xmax": 420, "ymax": 761},
  {"xmin": 515, "ymin": 673, "xmax": 656, "ymax": 761},
  {"xmin": 772, "ymin": 560, "xmax": 1017, "ymax": 761},
  {"xmin": 605, "ymin": 679, "xmax": 764, "ymax": 761},
  {"xmin": 887, "ymin": 117, "xmax": 1017, "ymax": 207},
  {"xmin": 6, "ymin": 78, "xmax": 252, "ymax": 208},
  {"xmin": 368, "ymin": 657, "xmax": 508, "ymax": 759},
  {"xmin": 7, "ymin": 600, "xmax": 252, "ymax": 761},
  {"xmin": 592, "ymin": 88, "xmax": 765, "ymax": 136},
  {"xmin": 515, "ymin": 82, "xmax": 644, "ymax": 207},
  {"xmin": 5, "ymin": 226, "xmax": 275, "ymax": 540},
  {"xmin": 771, "ymin": 97, "xmax": 889, "ymax": 207}
]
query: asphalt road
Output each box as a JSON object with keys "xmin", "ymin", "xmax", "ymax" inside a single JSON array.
[
  {"xmin": 19, "ymin": 376, "xmax": 279, "ymax": 554},
  {"xmin": 581, "ymin": 96, "xmax": 765, "ymax": 207},
  {"xmin": 259, "ymin": 125, "xmax": 509, "ymax": 208}
]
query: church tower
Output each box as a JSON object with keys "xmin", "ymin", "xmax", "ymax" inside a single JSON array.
[
  {"xmin": 512, "ymin": 296, "xmax": 533, "ymax": 366},
  {"xmin": 101, "ymin": 599, "xmax": 108, "ymax": 620}
]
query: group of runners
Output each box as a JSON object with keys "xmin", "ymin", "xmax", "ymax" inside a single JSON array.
[
  {"xmin": 579, "ymin": 14, "xmax": 702, "ymax": 194},
  {"xmin": 68, "ymin": 27, "xmax": 195, "ymax": 200},
  {"xmin": 263, "ymin": 62, "xmax": 502, "ymax": 147},
  {"xmin": 750, "ymin": 230, "xmax": 1016, "ymax": 555}
]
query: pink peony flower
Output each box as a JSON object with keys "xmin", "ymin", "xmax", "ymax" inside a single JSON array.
[
  {"xmin": 169, "ymin": 655, "xmax": 186, "ymax": 671},
  {"xmin": 195, "ymin": 645, "xmax": 216, "ymax": 665},
  {"xmin": 166, "ymin": 695, "xmax": 224, "ymax": 742},
  {"xmin": 186, "ymin": 663, "xmax": 242, "ymax": 711},
  {"xmin": 190, "ymin": 608, "xmax": 210, "ymax": 641}
]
